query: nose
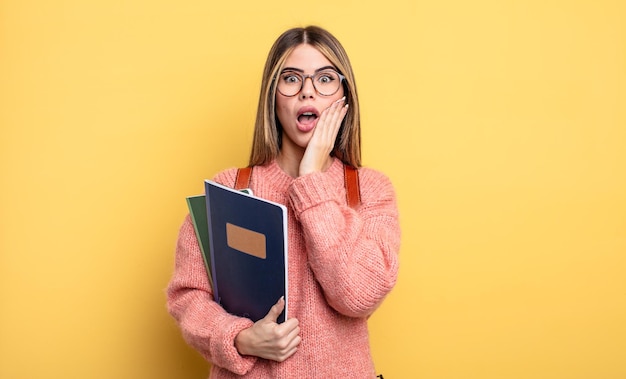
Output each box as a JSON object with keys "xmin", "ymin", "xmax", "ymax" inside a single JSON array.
[{"xmin": 299, "ymin": 76, "xmax": 315, "ymax": 99}]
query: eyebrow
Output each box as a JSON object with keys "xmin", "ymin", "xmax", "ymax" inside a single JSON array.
[{"xmin": 281, "ymin": 65, "xmax": 337, "ymax": 73}]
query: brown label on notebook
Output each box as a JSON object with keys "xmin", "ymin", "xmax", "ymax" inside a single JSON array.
[{"xmin": 226, "ymin": 222, "xmax": 267, "ymax": 259}]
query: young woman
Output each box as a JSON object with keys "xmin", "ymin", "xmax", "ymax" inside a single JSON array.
[{"xmin": 167, "ymin": 25, "xmax": 401, "ymax": 378}]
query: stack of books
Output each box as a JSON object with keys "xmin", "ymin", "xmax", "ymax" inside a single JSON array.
[{"xmin": 186, "ymin": 180, "xmax": 288, "ymax": 323}]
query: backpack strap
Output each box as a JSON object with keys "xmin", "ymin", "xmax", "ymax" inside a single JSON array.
[
  {"xmin": 235, "ymin": 164, "xmax": 361, "ymax": 209},
  {"xmin": 234, "ymin": 166, "xmax": 253, "ymax": 190},
  {"xmin": 344, "ymin": 165, "xmax": 361, "ymax": 209}
]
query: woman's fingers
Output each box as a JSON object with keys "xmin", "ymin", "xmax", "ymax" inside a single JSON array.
[
  {"xmin": 317, "ymin": 97, "xmax": 347, "ymax": 143},
  {"xmin": 299, "ymin": 97, "xmax": 348, "ymax": 176}
]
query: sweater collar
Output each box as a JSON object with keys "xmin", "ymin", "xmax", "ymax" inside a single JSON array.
[{"xmin": 261, "ymin": 157, "xmax": 343, "ymax": 190}]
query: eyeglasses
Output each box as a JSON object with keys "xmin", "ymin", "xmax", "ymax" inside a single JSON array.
[{"xmin": 277, "ymin": 69, "xmax": 345, "ymax": 97}]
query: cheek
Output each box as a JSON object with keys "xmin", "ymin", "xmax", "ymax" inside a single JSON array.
[
  {"xmin": 275, "ymin": 97, "xmax": 291, "ymax": 126},
  {"xmin": 323, "ymin": 91, "xmax": 346, "ymax": 110},
  {"xmin": 329, "ymin": 87, "xmax": 346, "ymax": 105}
]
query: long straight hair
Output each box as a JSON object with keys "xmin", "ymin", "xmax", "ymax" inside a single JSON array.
[{"xmin": 248, "ymin": 26, "xmax": 361, "ymax": 168}]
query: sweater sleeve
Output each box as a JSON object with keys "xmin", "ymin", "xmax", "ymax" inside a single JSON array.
[
  {"xmin": 288, "ymin": 168, "xmax": 401, "ymax": 318},
  {"xmin": 166, "ymin": 169, "xmax": 258, "ymax": 375}
]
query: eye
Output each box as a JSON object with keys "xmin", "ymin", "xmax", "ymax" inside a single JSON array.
[
  {"xmin": 319, "ymin": 76, "xmax": 332, "ymax": 84},
  {"xmin": 281, "ymin": 72, "xmax": 301, "ymax": 84},
  {"xmin": 316, "ymin": 71, "xmax": 338, "ymax": 84}
]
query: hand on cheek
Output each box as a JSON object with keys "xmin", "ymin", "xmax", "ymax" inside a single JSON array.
[{"xmin": 299, "ymin": 97, "xmax": 348, "ymax": 176}]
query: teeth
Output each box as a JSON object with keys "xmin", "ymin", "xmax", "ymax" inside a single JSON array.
[{"xmin": 302, "ymin": 112, "xmax": 314, "ymax": 116}]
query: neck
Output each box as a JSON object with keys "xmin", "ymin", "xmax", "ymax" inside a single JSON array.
[
  {"xmin": 276, "ymin": 150, "xmax": 302, "ymax": 178},
  {"xmin": 277, "ymin": 150, "xmax": 334, "ymax": 178}
]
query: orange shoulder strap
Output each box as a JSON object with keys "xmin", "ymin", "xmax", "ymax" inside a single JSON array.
[
  {"xmin": 235, "ymin": 165, "xmax": 360, "ymax": 209},
  {"xmin": 344, "ymin": 165, "xmax": 361, "ymax": 209},
  {"xmin": 234, "ymin": 166, "xmax": 252, "ymax": 190}
]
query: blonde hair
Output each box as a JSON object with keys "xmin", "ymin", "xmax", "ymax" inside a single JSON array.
[{"xmin": 248, "ymin": 26, "xmax": 361, "ymax": 168}]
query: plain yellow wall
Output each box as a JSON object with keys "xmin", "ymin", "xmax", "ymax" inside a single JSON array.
[{"xmin": 1, "ymin": 1, "xmax": 625, "ymax": 378}]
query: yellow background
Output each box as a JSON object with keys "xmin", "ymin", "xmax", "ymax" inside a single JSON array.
[{"xmin": 1, "ymin": 1, "xmax": 625, "ymax": 378}]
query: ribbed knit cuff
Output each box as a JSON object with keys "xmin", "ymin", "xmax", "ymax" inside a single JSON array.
[{"xmin": 209, "ymin": 312, "xmax": 257, "ymax": 375}]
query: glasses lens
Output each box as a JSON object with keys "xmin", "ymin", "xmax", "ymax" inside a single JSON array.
[
  {"xmin": 277, "ymin": 71, "xmax": 302, "ymax": 97},
  {"xmin": 314, "ymin": 70, "xmax": 341, "ymax": 96}
]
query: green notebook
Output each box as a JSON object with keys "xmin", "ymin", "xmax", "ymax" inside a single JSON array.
[
  {"xmin": 186, "ymin": 195, "xmax": 213, "ymax": 285},
  {"xmin": 186, "ymin": 189, "xmax": 252, "ymax": 287}
]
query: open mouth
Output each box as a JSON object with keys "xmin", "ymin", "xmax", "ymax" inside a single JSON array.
[
  {"xmin": 296, "ymin": 107, "xmax": 320, "ymax": 132},
  {"xmin": 297, "ymin": 112, "xmax": 318, "ymax": 124}
]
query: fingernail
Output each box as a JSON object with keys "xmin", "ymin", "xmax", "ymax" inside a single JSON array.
[{"xmin": 336, "ymin": 96, "xmax": 346, "ymax": 103}]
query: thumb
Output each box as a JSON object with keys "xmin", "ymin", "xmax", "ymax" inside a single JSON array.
[{"xmin": 264, "ymin": 296, "xmax": 285, "ymax": 323}]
